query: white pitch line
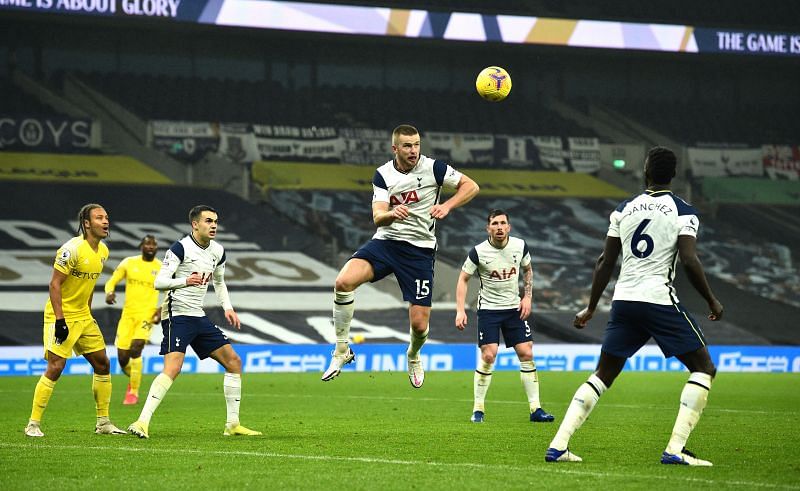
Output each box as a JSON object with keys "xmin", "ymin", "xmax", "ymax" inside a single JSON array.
[
  {"xmin": 0, "ymin": 442, "xmax": 796, "ymax": 490},
  {"xmin": 0, "ymin": 388, "xmax": 790, "ymax": 415}
]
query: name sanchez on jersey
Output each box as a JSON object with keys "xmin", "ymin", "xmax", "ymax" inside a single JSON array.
[
  {"xmin": 372, "ymin": 155, "xmax": 462, "ymax": 249},
  {"xmin": 609, "ymin": 190, "xmax": 699, "ymax": 306}
]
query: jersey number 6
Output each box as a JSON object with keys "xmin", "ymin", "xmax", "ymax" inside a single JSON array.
[{"xmin": 631, "ymin": 219, "xmax": 654, "ymax": 258}]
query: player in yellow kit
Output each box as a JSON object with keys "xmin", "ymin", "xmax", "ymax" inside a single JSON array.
[
  {"xmin": 105, "ymin": 235, "xmax": 161, "ymax": 405},
  {"xmin": 24, "ymin": 203, "xmax": 126, "ymax": 437}
]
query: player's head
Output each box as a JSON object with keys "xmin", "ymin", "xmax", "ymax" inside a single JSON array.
[
  {"xmin": 644, "ymin": 146, "xmax": 677, "ymax": 186},
  {"xmin": 139, "ymin": 234, "xmax": 158, "ymax": 261},
  {"xmin": 77, "ymin": 203, "xmax": 109, "ymax": 240},
  {"xmin": 486, "ymin": 209, "xmax": 510, "ymax": 244},
  {"xmin": 189, "ymin": 205, "xmax": 219, "ymax": 244},
  {"xmin": 392, "ymin": 124, "xmax": 420, "ymax": 169}
]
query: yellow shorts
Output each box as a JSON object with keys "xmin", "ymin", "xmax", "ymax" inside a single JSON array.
[
  {"xmin": 43, "ymin": 317, "xmax": 106, "ymax": 360},
  {"xmin": 115, "ymin": 314, "xmax": 154, "ymax": 349}
]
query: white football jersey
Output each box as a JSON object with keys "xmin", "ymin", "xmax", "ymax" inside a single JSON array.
[
  {"xmin": 372, "ymin": 155, "xmax": 463, "ymax": 249},
  {"xmin": 462, "ymin": 236, "xmax": 531, "ymax": 310},
  {"xmin": 609, "ymin": 190, "xmax": 699, "ymax": 305},
  {"xmin": 155, "ymin": 235, "xmax": 233, "ymax": 318}
]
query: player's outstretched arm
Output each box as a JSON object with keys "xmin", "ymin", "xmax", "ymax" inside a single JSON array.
[
  {"xmin": 574, "ymin": 236, "xmax": 621, "ymax": 329},
  {"xmin": 455, "ymin": 271, "xmax": 471, "ymax": 330},
  {"xmin": 678, "ymin": 235, "xmax": 723, "ymax": 321},
  {"xmin": 431, "ymin": 175, "xmax": 479, "ymax": 220}
]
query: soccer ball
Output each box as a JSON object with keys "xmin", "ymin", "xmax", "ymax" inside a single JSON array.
[{"xmin": 475, "ymin": 66, "xmax": 512, "ymax": 102}]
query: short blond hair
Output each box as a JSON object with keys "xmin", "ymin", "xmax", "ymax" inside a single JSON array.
[{"xmin": 392, "ymin": 124, "xmax": 419, "ymax": 145}]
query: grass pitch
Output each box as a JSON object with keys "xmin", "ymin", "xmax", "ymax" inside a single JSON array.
[{"xmin": 0, "ymin": 370, "xmax": 798, "ymax": 490}]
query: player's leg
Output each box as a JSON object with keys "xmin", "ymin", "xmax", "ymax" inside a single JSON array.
[
  {"xmin": 322, "ymin": 256, "xmax": 375, "ymax": 381},
  {"xmin": 26, "ymin": 350, "xmax": 66, "ymax": 437},
  {"xmin": 645, "ymin": 304, "xmax": 715, "ymax": 465},
  {"xmin": 546, "ymin": 351, "xmax": 624, "ymax": 462},
  {"xmin": 129, "ymin": 317, "xmax": 187, "ymax": 438},
  {"xmin": 124, "ymin": 317, "xmax": 151, "ymax": 404},
  {"xmin": 84, "ymin": 347, "xmax": 126, "ymax": 435},
  {"xmin": 125, "ymin": 339, "xmax": 146, "ymax": 404},
  {"xmin": 118, "ymin": 348, "xmax": 131, "ymax": 376},
  {"xmin": 209, "ymin": 343, "xmax": 262, "ymax": 436},
  {"xmin": 514, "ymin": 341, "xmax": 554, "ymax": 423},
  {"xmin": 502, "ymin": 314, "xmax": 554, "ymax": 422},
  {"xmin": 546, "ymin": 302, "xmax": 646, "ymax": 462},
  {"xmin": 662, "ymin": 336, "xmax": 716, "ymax": 464},
  {"xmin": 472, "ymin": 342, "xmax": 498, "ymax": 422},
  {"xmin": 406, "ymin": 304, "xmax": 431, "ymax": 388}
]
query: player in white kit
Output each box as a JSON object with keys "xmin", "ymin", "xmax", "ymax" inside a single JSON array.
[
  {"xmin": 455, "ymin": 209, "xmax": 554, "ymax": 423},
  {"xmin": 322, "ymin": 124, "xmax": 479, "ymax": 387},
  {"xmin": 128, "ymin": 205, "xmax": 261, "ymax": 438},
  {"xmin": 545, "ymin": 147, "xmax": 723, "ymax": 466}
]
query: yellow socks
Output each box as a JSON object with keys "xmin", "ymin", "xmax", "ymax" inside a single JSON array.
[
  {"xmin": 93, "ymin": 374, "xmax": 112, "ymax": 418},
  {"xmin": 30, "ymin": 375, "xmax": 56, "ymax": 422}
]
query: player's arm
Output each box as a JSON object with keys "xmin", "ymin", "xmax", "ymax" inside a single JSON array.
[
  {"xmin": 678, "ymin": 235, "xmax": 723, "ymax": 321},
  {"xmin": 519, "ymin": 263, "xmax": 533, "ymax": 320},
  {"xmin": 49, "ymin": 269, "xmax": 68, "ymax": 320},
  {"xmin": 455, "ymin": 271, "xmax": 472, "ymax": 330},
  {"xmin": 154, "ymin": 242, "xmax": 202, "ymax": 290},
  {"xmin": 574, "ymin": 236, "xmax": 622, "ymax": 329},
  {"xmin": 104, "ymin": 259, "xmax": 127, "ymax": 305},
  {"xmin": 49, "ymin": 269, "xmax": 70, "ymax": 344},
  {"xmin": 373, "ymin": 200, "xmax": 409, "ymax": 226},
  {"xmin": 211, "ymin": 256, "xmax": 240, "ymax": 329},
  {"xmin": 431, "ymin": 174, "xmax": 479, "ymax": 220}
]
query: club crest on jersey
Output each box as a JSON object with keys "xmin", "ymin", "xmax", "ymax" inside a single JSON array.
[
  {"xmin": 490, "ymin": 267, "xmax": 517, "ymax": 280},
  {"xmin": 390, "ymin": 190, "xmax": 420, "ymax": 206}
]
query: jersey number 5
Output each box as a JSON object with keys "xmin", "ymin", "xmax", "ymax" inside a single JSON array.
[{"xmin": 631, "ymin": 219, "xmax": 654, "ymax": 258}]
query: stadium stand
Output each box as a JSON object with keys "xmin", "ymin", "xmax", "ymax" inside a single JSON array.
[{"xmin": 269, "ymin": 190, "xmax": 799, "ymax": 345}]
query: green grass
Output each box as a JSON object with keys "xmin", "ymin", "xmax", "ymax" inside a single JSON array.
[{"xmin": 0, "ymin": 371, "xmax": 798, "ymax": 490}]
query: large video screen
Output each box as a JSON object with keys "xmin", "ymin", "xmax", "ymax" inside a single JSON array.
[{"xmin": 2, "ymin": 0, "xmax": 799, "ymax": 57}]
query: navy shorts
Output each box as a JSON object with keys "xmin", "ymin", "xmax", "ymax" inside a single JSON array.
[
  {"xmin": 352, "ymin": 239, "xmax": 435, "ymax": 306},
  {"xmin": 476, "ymin": 308, "xmax": 533, "ymax": 348},
  {"xmin": 602, "ymin": 300, "xmax": 707, "ymax": 358},
  {"xmin": 160, "ymin": 315, "xmax": 230, "ymax": 359}
]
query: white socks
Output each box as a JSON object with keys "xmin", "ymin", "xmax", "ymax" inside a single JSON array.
[
  {"xmin": 473, "ymin": 359, "xmax": 494, "ymax": 412},
  {"xmin": 549, "ymin": 373, "xmax": 607, "ymax": 450},
  {"xmin": 333, "ymin": 290, "xmax": 355, "ymax": 355},
  {"xmin": 407, "ymin": 326, "xmax": 429, "ymax": 359},
  {"xmin": 666, "ymin": 372, "xmax": 712, "ymax": 454},
  {"xmin": 224, "ymin": 372, "xmax": 242, "ymax": 427},
  {"xmin": 139, "ymin": 373, "xmax": 173, "ymax": 424},
  {"xmin": 519, "ymin": 360, "xmax": 541, "ymax": 411}
]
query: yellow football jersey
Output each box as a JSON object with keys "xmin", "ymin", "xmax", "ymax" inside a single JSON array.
[
  {"xmin": 104, "ymin": 255, "xmax": 161, "ymax": 318},
  {"xmin": 45, "ymin": 236, "xmax": 109, "ymax": 322}
]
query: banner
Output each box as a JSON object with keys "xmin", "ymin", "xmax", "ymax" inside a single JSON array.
[
  {"xmin": 254, "ymin": 125, "xmax": 343, "ymax": 161},
  {"xmin": 149, "ymin": 120, "xmax": 219, "ymax": 162},
  {"xmin": 0, "ymin": 116, "xmax": 94, "ymax": 152},
  {"xmin": 687, "ymin": 147, "xmax": 764, "ymax": 177},
  {"xmin": 217, "ymin": 122, "xmax": 261, "ymax": 164},
  {"xmin": 567, "ymin": 137, "xmax": 602, "ymax": 173},
  {"xmin": 762, "ymin": 145, "xmax": 800, "ymax": 180},
  {"xmin": 494, "ymin": 135, "xmax": 535, "ymax": 168},
  {"xmin": 340, "ymin": 127, "xmax": 392, "ymax": 165},
  {"xmin": 427, "ymin": 132, "xmax": 494, "ymax": 166},
  {"xmin": 1, "ymin": 344, "xmax": 798, "ymax": 376},
  {"xmin": 0, "ymin": 152, "xmax": 171, "ymax": 183},
  {"xmin": 531, "ymin": 136, "xmax": 568, "ymax": 171}
]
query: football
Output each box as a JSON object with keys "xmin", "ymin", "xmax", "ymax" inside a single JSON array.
[{"xmin": 475, "ymin": 66, "xmax": 512, "ymax": 102}]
